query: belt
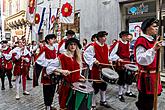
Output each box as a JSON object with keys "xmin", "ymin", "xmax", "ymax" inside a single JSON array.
[{"xmin": 140, "ymin": 70, "xmax": 156, "ymax": 74}]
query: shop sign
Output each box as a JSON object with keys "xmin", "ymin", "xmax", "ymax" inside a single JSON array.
[
  {"xmin": 129, "ymin": 22, "xmax": 142, "ymax": 40},
  {"xmin": 128, "ymin": 3, "xmax": 148, "ymax": 15}
]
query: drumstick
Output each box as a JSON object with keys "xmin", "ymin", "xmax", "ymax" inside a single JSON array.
[
  {"xmin": 70, "ymin": 67, "xmax": 88, "ymax": 73},
  {"xmin": 85, "ymin": 79, "xmax": 103, "ymax": 82},
  {"xmin": 99, "ymin": 63, "xmax": 116, "ymax": 71},
  {"xmin": 121, "ymin": 60, "xmax": 136, "ymax": 64},
  {"xmin": 99, "ymin": 63, "xmax": 115, "ymax": 66}
]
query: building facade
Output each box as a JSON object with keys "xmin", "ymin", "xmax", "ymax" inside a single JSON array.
[
  {"xmin": 79, "ymin": 0, "xmax": 165, "ymax": 71},
  {"xmin": 2, "ymin": 0, "xmax": 29, "ymax": 44}
]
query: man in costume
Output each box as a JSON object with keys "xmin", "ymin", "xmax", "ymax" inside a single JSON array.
[
  {"xmin": 83, "ymin": 31, "xmax": 111, "ymax": 109},
  {"xmin": 134, "ymin": 18, "xmax": 162, "ymax": 110},
  {"xmin": 0, "ymin": 40, "xmax": 13, "ymax": 90},
  {"xmin": 12, "ymin": 39, "xmax": 31, "ymax": 99},
  {"xmin": 109, "ymin": 31, "xmax": 136, "ymax": 102}
]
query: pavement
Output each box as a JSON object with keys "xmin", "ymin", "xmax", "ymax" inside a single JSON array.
[{"xmin": 0, "ymin": 67, "xmax": 165, "ymax": 110}]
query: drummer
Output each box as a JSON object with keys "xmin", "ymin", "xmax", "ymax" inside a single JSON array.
[
  {"xmin": 46, "ymin": 38, "xmax": 85, "ymax": 109},
  {"xmin": 109, "ymin": 31, "xmax": 136, "ymax": 102},
  {"xmin": 83, "ymin": 31, "xmax": 111, "ymax": 109}
]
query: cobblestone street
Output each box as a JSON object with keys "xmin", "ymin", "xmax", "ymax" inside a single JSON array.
[{"xmin": 0, "ymin": 68, "xmax": 165, "ymax": 110}]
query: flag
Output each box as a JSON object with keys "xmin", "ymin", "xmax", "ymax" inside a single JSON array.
[
  {"xmin": 49, "ymin": 8, "xmax": 59, "ymax": 31},
  {"xmin": 48, "ymin": 7, "xmax": 51, "ymax": 30},
  {"xmin": 31, "ymin": 6, "xmax": 46, "ymax": 35},
  {"xmin": 60, "ymin": 0, "xmax": 75, "ymax": 24},
  {"xmin": 29, "ymin": 0, "xmax": 35, "ymax": 14},
  {"xmin": 37, "ymin": 7, "xmax": 46, "ymax": 34}
]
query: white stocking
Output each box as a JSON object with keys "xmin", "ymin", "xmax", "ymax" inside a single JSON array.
[
  {"xmin": 100, "ymin": 90, "xmax": 106, "ymax": 102},
  {"xmin": 15, "ymin": 75, "xmax": 20, "ymax": 94},
  {"xmin": 126, "ymin": 84, "xmax": 131, "ymax": 93},
  {"xmin": 92, "ymin": 94, "xmax": 96, "ymax": 107},
  {"xmin": 119, "ymin": 85, "xmax": 123, "ymax": 95}
]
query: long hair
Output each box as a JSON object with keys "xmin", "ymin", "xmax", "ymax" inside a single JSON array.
[{"xmin": 67, "ymin": 44, "xmax": 81, "ymax": 64}]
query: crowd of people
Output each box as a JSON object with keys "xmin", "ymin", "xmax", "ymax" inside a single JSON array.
[{"xmin": 0, "ymin": 17, "xmax": 163, "ymax": 110}]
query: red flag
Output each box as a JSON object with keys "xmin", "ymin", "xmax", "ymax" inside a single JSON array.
[{"xmin": 29, "ymin": 0, "xmax": 35, "ymax": 14}]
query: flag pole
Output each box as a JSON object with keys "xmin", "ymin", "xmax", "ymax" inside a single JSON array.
[
  {"xmin": 153, "ymin": 0, "xmax": 162, "ymax": 110},
  {"xmin": 33, "ymin": 0, "xmax": 37, "ymax": 41},
  {"xmin": 57, "ymin": 0, "xmax": 62, "ymax": 42}
]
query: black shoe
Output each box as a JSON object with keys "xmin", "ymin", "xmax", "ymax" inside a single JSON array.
[
  {"xmin": 19, "ymin": 79, "xmax": 21, "ymax": 84},
  {"xmin": 118, "ymin": 95, "xmax": 125, "ymax": 102},
  {"xmin": 100, "ymin": 101, "xmax": 111, "ymax": 108},
  {"xmin": 9, "ymin": 84, "xmax": 13, "ymax": 88},
  {"xmin": 23, "ymin": 91, "xmax": 30, "ymax": 95},
  {"xmin": 1, "ymin": 87, "xmax": 5, "ymax": 90},
  {"xmin": 125, "ymin": 92, "xmax": 137, "ymax": 98},
  {"xmin": 27, "ymin": 77, "xmax": 32, "ymax": 80},
  {"xmin": 91, "ymin": 106, "xmax": 97, "ymax": 110}
]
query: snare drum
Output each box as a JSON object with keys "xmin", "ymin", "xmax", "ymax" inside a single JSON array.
[
  {"xmin": 66, "ymin": 82, "xmax": 94, "ymax": 110},
  {"xmin": 124, "ymin": 64, "xmax": 138, "ymax": 72},
  {"xmin": 101, "ymin": 68, "xmax": 119, "ymax": 84},
  {"xmin": 124, "ymin": 64, "xmax": 138, "ymax": 82}
]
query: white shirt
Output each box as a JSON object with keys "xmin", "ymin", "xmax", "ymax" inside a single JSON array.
[
  {"xmin": 135, "ymin": 35, "xmax": 156, "ymax": 66},
  {"xmin": 12, "ymin": 47, "xmax": 31, "ymax": 62},
  {"xmin": 30, "ymin": 45, "xmax": 38, "ymax": 54},
  {"xmin": 109, "ymin": 39, "xmax": 129, "ymax": 61},
  {"xmin": 46, "ymin": 57, "xmax": 61, "ymax": 75},
  {"xmin": 2, "ymin": 47, "xmax": 12, "ymax": 60},
  {"xmin": 36, "ymin": 44, "xmax": 56, "ymax": 67},
  {"xmin": 83, "ymin": 41, "xmax": 110, "ymax": 70}
]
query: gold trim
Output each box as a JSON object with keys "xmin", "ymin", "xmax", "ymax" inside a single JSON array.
[{"xmin": 6, "ymin": 10, "xmax": 26, "ymax": 21}]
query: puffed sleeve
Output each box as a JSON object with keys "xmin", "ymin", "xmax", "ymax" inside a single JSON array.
[
  {"xmin": 46, "ymin": 57, "xmax": 61, "ymax": 75},
  {"xmin": 83, "ymin": 45, "xmax": 96, "ymax": 70}
]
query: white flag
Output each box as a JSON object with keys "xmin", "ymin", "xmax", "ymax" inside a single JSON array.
[{"xmin": 60, "ymin": 0, "xmax": 75, "ymax": 24}]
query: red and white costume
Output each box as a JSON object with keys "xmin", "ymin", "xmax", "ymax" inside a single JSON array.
[
  {"xmin": 46, "ymin": 53, "xmax": 81, "ymax": 109},
  {"xmin": 2, "ymin": 47, "xmax": 13, "ymax": 70},
  {"xmin": 83, "ymin": 41, "xmax": 110, "ymax": 107},
  {"xmin": 134, "ymin": 35, "xmax": 162, "ymax": 95},
  {"xmin": 83, "ymin": 41, "xmax": 110, "ymax": 79},
  {"xmin": 12, "ymin": 46, "xmax": 31, "ymax": 98},
  {"xmin": 39, "ymin": 45, "xmax": 57, "ymax": 85},
  {"xmin": 12, "ymin": 47, "xmax": 31, "ymax": 76},
  {"xmin": 109, "ymin": 39, "xmax": 130, "ymax": 61}
]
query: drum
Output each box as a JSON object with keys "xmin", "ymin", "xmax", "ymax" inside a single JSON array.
[
  {"xmin": 66, "ymin": 82, "xmax": 94, "ymax": 110},
  {"xmin": 124, "ymin": 64, "xmax": 138, "ymax": 72},
  {"xmin": 124, "ymin": 64, "xmax": 138, "ymax": 82},
  {"xmin": 101, "ymin": 68, "xmax": 119, "ymax": 84}
]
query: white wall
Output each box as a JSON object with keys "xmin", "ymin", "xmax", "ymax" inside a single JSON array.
[{"xmin": 79, "ymin": 0, "xmax": 122, "ymax": 45}]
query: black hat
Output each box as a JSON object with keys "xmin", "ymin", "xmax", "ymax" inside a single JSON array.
[
  {"xmin": 97, "ymin": 31, "xmax": 108, "ymax": 38},
  {"xmin": 119, "ymin": 31, "xmax": 129, "ymax": 38},
  {"xmin": 65, "ymin": 38, "xmax": 82, "ymax": 49},
  {"xmin": 2, "ymin": 40, "xmax": 8, "ymax": 44},
  {"xmin": 66, "ymin": 30, "xmax": 75, "ymax": 36},
  {"xmin": 141, "ymin": 18, "xmax": 158, "ymax": 33},
  {"xmin": 91, "ymin": 34, "xmax": 98, "ymax": 41},
  {"xmin": 45, "ymin": 34, "xmax": 56, "ymax": 44}
]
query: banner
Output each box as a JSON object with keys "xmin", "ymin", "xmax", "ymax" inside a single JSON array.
[
  {"xmin": 60, "ymin": 0, "xmax": 75, "ymax": 24},
  {"xmin": 38, "ymin": 7, "xmax": 46, "ymax": 33},
  {"xmin": 29, "ymin": 0, "xmax": 35, "ymax": 14},
  {"xmin": 48, "ymin": 6, "xmax": 58, "ymax": 30},
  {"xmin": 31, "ymin": 6, "xmax": 45, "ymax": 34}
]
